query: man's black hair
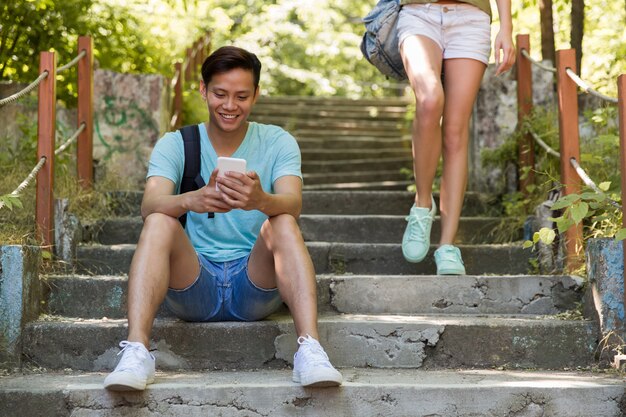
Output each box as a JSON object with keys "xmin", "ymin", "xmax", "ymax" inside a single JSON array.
[{"xmin": 201, "ymin": 46, "xmax": 262, "ymax": 90}]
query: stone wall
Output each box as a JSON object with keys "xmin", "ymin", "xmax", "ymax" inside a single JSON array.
[
  {"xmin": 470, "ymin": 61, "xmax": 557, "ymax": 192},
  {"xmin": 93, "ymin": 69, "xmax": 171, "ymax": 187}
]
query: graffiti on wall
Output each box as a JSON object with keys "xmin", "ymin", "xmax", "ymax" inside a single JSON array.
[{"xmin": 94, "ymin": 95, "xmax": 160, "ymax": 162}]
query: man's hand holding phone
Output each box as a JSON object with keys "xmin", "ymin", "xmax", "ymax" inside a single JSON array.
[{"xmin": 215, "ymin": 157, "xmax": 266, "ymax": 211}]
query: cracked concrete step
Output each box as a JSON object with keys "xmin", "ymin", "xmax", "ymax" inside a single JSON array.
[
  {"xmin": 302, "ymin": 157, "xmax": 413, "ymax": 173},
  {"xmin": 76, "ymin": 242, "xmax": 532, "ymax": 276},
  {"xmin": 106, "ymin": 191, "xmax": 501, "ymax": 217},
  {"xmin": 301, "ymin": 148, "xmax": 411, "ymax": 160},
  {"xmin": 45, "ymin": 274, "xmax": 583, "ymax": 319},
  {"xmin": 22, "ymin": 314, "xmax": 597, "ymax": 371},
  {"xmin": 90, "ymin": 215, "xmax": 509, "ymax": 245},
  {"xmin": 296, "ymin": 136, "xmax": 410, "ymax": 150},
  {"xmin": 2, "ymin": 369, "xmax": 624, "ymax": 417}
]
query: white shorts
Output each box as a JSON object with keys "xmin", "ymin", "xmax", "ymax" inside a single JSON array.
[{"xmin": 397, "ymin": 3, "xmax": 491, "ymax": 65}]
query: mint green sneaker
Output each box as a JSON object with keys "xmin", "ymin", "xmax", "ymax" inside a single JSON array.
[
  {"xmin": 402, "ymin": 196, "xmax": 436, "ymax": 263},
  {"xmin": 434, "ymin": 245, "xmax": 466, "ymax": 275}
]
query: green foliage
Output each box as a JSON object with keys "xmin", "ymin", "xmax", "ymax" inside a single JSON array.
[
  {"xmin": 0, "ymin": 194, "xmax": 23, "ymax": 211},
  {"xmin": 0, "ymin": 0, "xmax": 189, "ymax": 104},
  {"xmin": 513, "ymin": 0, "xmax": 626, "ymax": 96},
  {"xmin": 481, "ymin": 107, "xmax": 561, "ymax": 242}
]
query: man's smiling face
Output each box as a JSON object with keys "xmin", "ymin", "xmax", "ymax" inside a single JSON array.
[{"xmin": 201, "ymin": 67, "xmax": 258, "ymax": 136}]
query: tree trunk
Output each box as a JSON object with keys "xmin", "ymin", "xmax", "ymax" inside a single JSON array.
[
  {"xmin": 571, "ymin": 0, "xmax": 585, "ymax": 74},
  {"xmin": 539, "ymin": 0, "xmax": 556, "ymax": 65}
]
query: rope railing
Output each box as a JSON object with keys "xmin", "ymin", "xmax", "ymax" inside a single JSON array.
[
  {"xmin": 0, "ymin": 157, "xmax": 47, "ymax": 210},
  {"xmin": 565, "ymin": 68, "xmax": 619, "ymax": 104},
  {"xmin": 520, "ymin": 49, "xmax": 618, "ymax": 104},
  {"xmin": 520, "ymin": 49, "xmax": 557, "ymax": 74},
  {"xmin": 57, "ymin": 50, "xmax": 87, "ymax": 74},
  {"xmin": 569, "ymin": 157, "xmax": 622, "ymax": 210},
  {"xmin": 0, "ymin": 121, "xmax": 88, "ymax": 210},
  {"xmin": 0, "ymin": 71, "xmax": 49, "ymax": 107},
  {"xmin": 529, "ymin": 129, "xmax": 560, "ymax": 158},
  {"xmin": 528, "ymin": 128, "xmax": 621, "ymax": 209},
  {"xmin": 55, "ymin": 123, "xmax": 86, "ymax": 156}
]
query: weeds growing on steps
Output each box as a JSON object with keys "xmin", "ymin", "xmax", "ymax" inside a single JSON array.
[{"xmin": 0, "ymin": 116, "xmax": 132, "ymax": 246}]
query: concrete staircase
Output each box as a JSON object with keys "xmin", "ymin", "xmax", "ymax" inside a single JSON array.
[
  {"xmin": 250, "ymin": 96, "xmax": 415, "ymax": 190},
  {"xmin": 2, "ymin": 97, "xmax": 625, "ymax": 416}
]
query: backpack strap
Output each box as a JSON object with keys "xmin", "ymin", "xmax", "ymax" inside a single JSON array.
[{"xmin": 178, "ymin": 124, "xmax": 212, "ymax": 228}]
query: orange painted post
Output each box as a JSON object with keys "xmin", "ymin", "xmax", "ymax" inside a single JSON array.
[
  {"xmin": 618, "ymin": 74, "xmax": 626, "ymax": 321},
  {"xmin": 173, "ymin": 62, "xmax": 183, "ymax": 129},
  {"xmin": 77, "ymin": 36, "xmax": 94, "ymax": 189},
  {"xmin": 516, "ymin": 34, "xmax": 535, "ymax": 196},
  {"xmin": 556, "ymin": 49, "xmax": 583, "ymax": 271},
  {"xmin": 36, "ymin": 51, "xmax": 57, "ymax": 247}
]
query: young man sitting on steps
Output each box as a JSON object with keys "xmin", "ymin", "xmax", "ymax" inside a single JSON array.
[{"xmin": 103, "ymin": 45, "xmax": 342, "ymax": 390}]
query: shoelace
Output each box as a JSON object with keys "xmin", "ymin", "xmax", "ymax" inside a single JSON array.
[
  {"xmin": 438, "ymin": 247, "xmax": 463, "ymax": 263},
  {"xmin": 405, "ymin": 214, "xmax": 431, "ymax": 241},
  {"xmin": 297, "ymin": 335, "xmax": 331, "ymax": 366},
  {"xmin": 115, "ymin": 341, "xmax": 151, "ymax": 373}
]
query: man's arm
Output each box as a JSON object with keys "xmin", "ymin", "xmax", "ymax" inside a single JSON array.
[
  {"xmin": 141, "ymin": 170, "xmax": 232, "ymax": 220},
  {"xmin": 216, "ymin": 172, "xmax": 302, "ymax": 218}
]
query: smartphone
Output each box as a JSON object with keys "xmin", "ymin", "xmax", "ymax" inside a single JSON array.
[{"xmin": 216, "ymin": 156, "xmax": 247, "ymax": 190}]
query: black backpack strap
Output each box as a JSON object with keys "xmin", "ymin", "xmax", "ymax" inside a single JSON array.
[{"xmin": 178, "ymin": 124, "xmax": 207, "ymax": 228}]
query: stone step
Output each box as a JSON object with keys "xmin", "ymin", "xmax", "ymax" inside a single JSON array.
[
  {"xmin": 303, "ymin": 180, "xmax": 412, "ymax": 191},
  {"xmin": 301, "ymin": 148, "xmax": 411, "ymax": 160},
  {"xmin": 303, "ymin": 170, "xmax": 408, "ymax": 186},
  {"xmin": 296, "ymin": 136, "xmax": 411, "ymax": 150},
  {"xmin": 256, "ymin": 96, "xmax": 411, "ymax": 107},
  {"xmin": 2, "ymin": 369, "xmax": 624, "ymax": 417},
  {"xmin": 302, "ymin": 157, "xmax": 413, "ymax": 173},
  {"xmin": 294, "ymin": 128, "xmax": 404, "ymax": 138},
  {"xmin": 45, "ymin": 274, "xmax": 583, "ymax": 319},
  {"xmin": 251, "ymin": 117, "xmax": 406, "ymax": 130},
  {"xmin": 251, "ymin": 108, "xmax": 407, "ymax": 121},
  {"xmin": 90, "ymin": 215, "xmax": 508, "ymax": 245},
  {"xmin": 22, "ymin": 313, "xmax": 596, "ymax": 371},
  {"xmin": 76, "ymin": 242, "xmax": 532, "ymax": 276},
  {"xmin": 106, "ymin": 191, "xmax": 501, "ymax": 217}
]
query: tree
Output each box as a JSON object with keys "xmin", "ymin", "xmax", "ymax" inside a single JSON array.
[
  {"xmin": 538, "ymin": 0, "xmax": 555, "ymax": 64},
  {"xmin": 570, "ymin": 0, "xmax": 584, "ymax": 74}
]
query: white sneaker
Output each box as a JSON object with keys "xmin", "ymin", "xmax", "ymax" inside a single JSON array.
[
  {"xmin": 104, "ymin": 341, "xmax": 156, "ymax": 391},
  {"xmin": 292, "ymin": 335, "xmax": 342, "ymax": 387}
]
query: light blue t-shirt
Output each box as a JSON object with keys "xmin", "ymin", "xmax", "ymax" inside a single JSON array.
[{"xmin": 147, "ymin": 122, "xmax": 302, "ymax": 262}]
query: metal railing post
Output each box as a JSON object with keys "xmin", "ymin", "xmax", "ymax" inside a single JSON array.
[
  {"xmin": 36, "ymin": 51, "xmax": 57, "ymax": 247},
  {"xmin": 77, "ymin": 36, "xmax": 93, "ymax": 189},
  {"xmin": 618, "ymin": 74, "xmax": 626, "ymax": 329},
  {"xmin": 516, "ymin": 34, "xmax": 535, "ymax": 196},
  {"xmin": 556, "ymin": 48, "xmax": 583, "ymax": 270}
]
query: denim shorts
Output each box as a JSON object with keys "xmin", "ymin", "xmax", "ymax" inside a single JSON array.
[
  {"xmin": 164, "ymin": 253, "xmax": 283, "ymax": 322},
  {"xmin": 397, "ymin": 3, "xmax": 491, "ymax": 65}
]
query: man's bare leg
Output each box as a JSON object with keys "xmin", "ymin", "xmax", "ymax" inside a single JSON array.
[
  {"xmin": 126, "ymin": 213, "xmax": 201, "ymax": 348},
  {"xmin": 248, "ymin": 214, "xmax": 318, "ymax": 338}
]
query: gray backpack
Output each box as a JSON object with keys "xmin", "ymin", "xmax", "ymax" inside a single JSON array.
[{"xmin": 360, "ymin": 0, "xmax": 407, "ymax": 81}]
